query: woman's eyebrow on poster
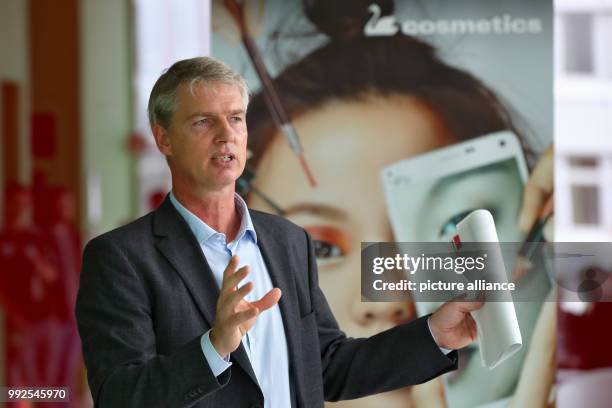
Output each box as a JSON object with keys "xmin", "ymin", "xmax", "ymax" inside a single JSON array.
[
  {"xmin": 426, "ymin": 163, "xmax": 513, "ymax": 201},
  {"xmin": 283, "ymin": 203, "xmax": 349, "ymax": 221},
  {"xmin": 422, "ymin": 167, "xmax": 512, "ymax": 218}
]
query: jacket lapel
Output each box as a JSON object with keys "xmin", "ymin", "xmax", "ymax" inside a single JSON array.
[
  {"xmin": 153, "ymin": 197, "xmax": 259, "ymax": 387},
  {"xmin": 153, "ymin": 197, "xmax": 219, "ymax": 327}
]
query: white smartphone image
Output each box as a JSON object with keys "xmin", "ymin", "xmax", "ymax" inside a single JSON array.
[{"xmin": 381, "ymin": 130, "xmax": 528, "ymax": 243}]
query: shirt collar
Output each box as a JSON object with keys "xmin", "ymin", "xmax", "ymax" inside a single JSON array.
[{"xmin": 169, "ymin": 191, "xmax": 257, "ymax": 244}]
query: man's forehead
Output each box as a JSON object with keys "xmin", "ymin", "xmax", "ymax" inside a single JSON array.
[
  {"xmin": 172, "ymin": 81, "xmax": 245, "ymax": 119},
  {"xmin": 180, "ymin": 80, "xmax": 241, "ymax": 98}
]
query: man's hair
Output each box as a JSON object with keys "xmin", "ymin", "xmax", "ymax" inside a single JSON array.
[{"xmin": 147, "ymin": 56, "xmax": 249, "ymax": 130}]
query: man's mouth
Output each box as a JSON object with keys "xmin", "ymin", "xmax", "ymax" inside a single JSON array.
[{"xmin": 212, "ymin": 154, "xmax": 235, "ymax": 162}]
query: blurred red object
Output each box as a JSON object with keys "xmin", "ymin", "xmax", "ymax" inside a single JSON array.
[
  {"xmin": 40, "ymin": 186, "xmax": 81, "ymax": 321},
  {"xmin": 148, "ymin": 189, "xmax": 167, "ymax": 211},
  {"xmin": 31, "ymin": 112, "xmax": 57, "ymax": 158},
  {"xmin": 0, "ymin": 183, "xmax": 55, "ymax": 325},
  {"xmin": 0, "ymin": 183, "xmax": 83, "ymax": 394},
  {"xmin": 558, "ymin": 274, "xmax": 612, "ymax": 370},
  {"xmin": 127, "ymin": 131, "xmax": 149, "ymax": 154}
]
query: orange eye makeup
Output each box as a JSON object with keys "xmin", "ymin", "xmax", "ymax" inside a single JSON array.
[{"xmin": 304, "ymin": 225, "xmax": 351, "ymax": 259}]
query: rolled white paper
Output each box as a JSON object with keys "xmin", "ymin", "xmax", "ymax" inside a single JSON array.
[{"xmin": 456, "ymin": 209, "xmax": 522, "ymax": 369}]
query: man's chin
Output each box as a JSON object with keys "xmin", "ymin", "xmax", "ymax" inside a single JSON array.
[{"xmin": 204, "ymin": 175, "xmax": 240, "ymax": 193}]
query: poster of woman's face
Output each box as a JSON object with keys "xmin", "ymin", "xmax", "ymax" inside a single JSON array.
[{"xmin": 212, "ymin": 1, "xmax": 553, "ymax": 407}]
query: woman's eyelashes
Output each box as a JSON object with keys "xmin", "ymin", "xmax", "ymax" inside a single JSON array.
[
  {"xmin": 304, "ymin": 226, "xmax": 350, "ymax": 265},
  {"xmin": 313, "ymin": 239, "xmax": 344, "ymax": 259}
]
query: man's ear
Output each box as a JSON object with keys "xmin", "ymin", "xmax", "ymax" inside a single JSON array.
[{"xmin": 152, "ymin": 124, "xmax": 172, "ymax": 157}]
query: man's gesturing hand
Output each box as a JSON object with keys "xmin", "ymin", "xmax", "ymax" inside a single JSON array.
[
  {"xmin": 428, "ymin": 298, "xmax": 484, "ymax": 350},
  {"xmin": 210, "ymin": 255, "xmax": 282, "ymax": 358}
]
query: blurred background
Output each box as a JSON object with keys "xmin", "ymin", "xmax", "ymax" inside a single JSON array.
[
  {"xmin": 0, "ymin": 0, "xmax": 610, "ymax": 406},
  {"xmin": 555, "ymin": 0, "xmax": 612, "ymax": 242},
  {"xmin": 554, "ymin": 1, "xmax": 612, "ymax": 407}
]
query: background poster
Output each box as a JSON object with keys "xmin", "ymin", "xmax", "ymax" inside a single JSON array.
[{"xmin": 212, "ymin": 1, "xmax": 553, "ymax": 407}]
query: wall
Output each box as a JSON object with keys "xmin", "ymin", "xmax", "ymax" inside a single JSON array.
[{"xmin": 81, "ymin": 0, "xmax": 135, "ymax": 236}]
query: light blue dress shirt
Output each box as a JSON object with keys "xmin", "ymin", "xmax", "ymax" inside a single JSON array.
[{"xmin": 170, "ymin": 192, "xmax": 291, "ymax": 408}]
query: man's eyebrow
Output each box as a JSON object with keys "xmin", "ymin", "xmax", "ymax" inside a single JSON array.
[
  {"xmin": 186, "ymin": 110, "xmax": 245, "ymax": 120},
  {"xmin": 185, "ymin": 112, "xmax": 213, "ymax": 120},
  {"xmin": 283, "ymin": 203, "xmax": 348, "ymax": 220}
]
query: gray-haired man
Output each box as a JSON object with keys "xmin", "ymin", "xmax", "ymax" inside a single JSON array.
[{"xmin": 76, "ymin": 56, "xmax": 482, "ymax": 407}]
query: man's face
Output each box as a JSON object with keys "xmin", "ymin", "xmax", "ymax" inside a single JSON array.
[{"xmin": 154, "ymin": 81, "xmax": 247, "ymax": 193}]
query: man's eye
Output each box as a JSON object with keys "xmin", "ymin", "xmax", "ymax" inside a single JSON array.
[
  {"xmin": 194, "ymin": 118, "xmax": 211, "ymax": 126},
  {"xmin": 230, "ymin": 116, "xmax": 243, "ymax": 123},
  {"xmin": 313, "ymin": 239, "xmax": 344, "ymax": 260}
]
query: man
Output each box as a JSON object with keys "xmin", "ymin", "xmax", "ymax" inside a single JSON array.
[{"xmin": 76, "ymin": 57, "xmax": 482, "ymax": 407}]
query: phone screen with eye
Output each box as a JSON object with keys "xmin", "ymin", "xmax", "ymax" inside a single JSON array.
[
  {"xmin": 381, "ymin": 130, "xmax": 528, "ymax": 245},
  {"xmin": 381, "ymin": 130, "xmax": 528, "ymax": 321}
]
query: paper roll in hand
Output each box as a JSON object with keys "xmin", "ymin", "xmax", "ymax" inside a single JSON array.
[{"xmin": 456, "ymin": 209, "xmax": 523, "ymax": 369}]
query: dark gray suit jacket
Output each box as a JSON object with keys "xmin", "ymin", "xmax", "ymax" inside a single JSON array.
[{"xmin": 76, "ymin": 197, "xmax": 457, "ymax": 407}]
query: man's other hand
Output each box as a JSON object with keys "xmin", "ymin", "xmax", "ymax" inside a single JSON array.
[
  {"xmin": 210, "ymin": 255, "xmax": 282, "ymax": 358},
  {"xmin": 428, "ymin": 298, "xmax": 484, "ymax": 350}
]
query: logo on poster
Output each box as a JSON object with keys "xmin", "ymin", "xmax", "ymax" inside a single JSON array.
[{"xmin": 364, "ymin": 4, "xmax": 543, "ymax": 37}]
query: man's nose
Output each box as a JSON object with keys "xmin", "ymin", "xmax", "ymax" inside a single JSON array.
[
  {"xmin": 351, "ymin": 300, "xmax": 415, "ymax": 328},
  {"xmin": 214, "ymin": 119, "xmax": 237, "ymax": 144}
]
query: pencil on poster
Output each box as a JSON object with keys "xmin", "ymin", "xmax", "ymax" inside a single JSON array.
[{"xmin": 223, "ymin": 0, "xmax": 317, "ymax": 186}]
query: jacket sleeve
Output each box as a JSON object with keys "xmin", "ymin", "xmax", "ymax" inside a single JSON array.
[
  {"xmin": 75, "ymin": 236, "xmax": 229, "ymax": 408},
  {"xmin": 302, "ymin": 230, "xmax": 459, "ymax": 401}
]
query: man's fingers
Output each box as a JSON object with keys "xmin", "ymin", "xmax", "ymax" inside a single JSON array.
[
  {"xmin": 228, "ymin": 306, "xmax": 259, "ymax": 327},
  {"xmin": 466, "ymin": 314, "xmax": 478, "ymax": 341},
  {"xmin": 225, "ymin": 281, "xmax": 254, "ymax": 310},
  {"xmin": 222, "ymin": 255, "xmax": 240, "ymax": 281},
  {"xmin": 463, "ymin": 299, "xmax": 485, "ymax": 312},
  {"xmin": 451, "ymin": 298, "xmax": 484, "ymax": 313},
  {"xmin": 222, "ymin": 265, "xmax": 249, "ymax": 293},
  {"xmin": 251, "ymin": 288, "xmax": 282, "ymax": 312}
]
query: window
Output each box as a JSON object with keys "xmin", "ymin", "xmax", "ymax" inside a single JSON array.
[
  {"xmin": 562, "ymin": 13, "xmax": 594, "ymax": 74},
  {"xmin": 569, "ymin": 155, "xmax": 599, "ymax": 168},
  {"xmin": 571, "ymin": 185, "xmax": 600, "ymax": 225}
]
